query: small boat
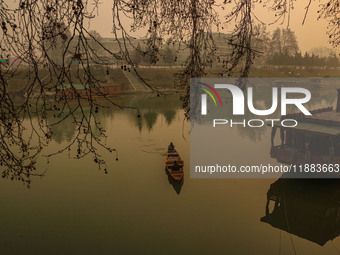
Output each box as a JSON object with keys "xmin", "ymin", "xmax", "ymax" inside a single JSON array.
[{"xmin": 165, "ymin": 149, "xmax": 184, "ymax": 181}]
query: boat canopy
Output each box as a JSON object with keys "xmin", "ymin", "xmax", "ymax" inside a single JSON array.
[{"xmin": 273, "ymin": 121, "xmax": 340, "ymax": 136}]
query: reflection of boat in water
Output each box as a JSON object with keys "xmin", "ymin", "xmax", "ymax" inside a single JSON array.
[
  {"xmin": 270, "ymin": 89, "xmax": 340, "ymax": 166},
  {"xmin": 261, "ymin": 178, "xmax": 340, "ymax": 246},
  {"xmin": 165, "ymin": 167, "xmax": 183, "ymax": 195},
  {"xmin": 165, "ymin": 149, "xmax": 184, "ymax": 181}
]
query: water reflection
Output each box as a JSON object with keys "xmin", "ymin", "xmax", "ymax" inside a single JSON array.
[
  {"xmin": 51, "ymin": 113, "xmax": 77, "ymax": 143},
  {"xmin": 164, "ymin": 167, "xmax": 184, "ymax": 195},
  {"xmin": 261, "ymin": 178, "xmax": 340, "ymax": 246},
  {"xmin": 49, "ymin": 85, "xmax": 338, "ymax": 146},
  {"xmin": 4, "ymin": 86, "xmax": 340, "ymax": 254},
  {"xmin": 129, "ymin": 94, "xmax": 181, "ymax": 132},
  {"xmin": 144, "ymin": 111, "xmax": 158, "ymax": 131},
  {"xmin": 51, "ymin": 94, "xmax": 181, "ymax": 143},
  {"xmin": 163, "ymin": 110, "xmax": 177, "ymax": 125}
]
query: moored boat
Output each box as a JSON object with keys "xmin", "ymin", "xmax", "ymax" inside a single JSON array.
[
  {"xmin": 270, "ymin": 89, "xmax": 340, "ymax": 170},
  {"xmin": 165, "ymin": 149, "xmax": 184, "ymax": 181}
]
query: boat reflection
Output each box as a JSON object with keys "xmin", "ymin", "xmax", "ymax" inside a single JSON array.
[
  {"xmin": 261, "ymin": 178, "xmax": 340, "ymax": 246},
  {"xmin": 165, "ymin": 167, "xmax": 184, "ymax": 195}
]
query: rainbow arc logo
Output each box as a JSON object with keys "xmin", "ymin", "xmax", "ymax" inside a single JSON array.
[{"xmin": 198, "ymin": 82, "xmax": 222, "ymax": 108}]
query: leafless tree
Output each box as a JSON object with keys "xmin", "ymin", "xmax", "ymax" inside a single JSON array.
[{"xmin": 0, "ymin": 0, "xmax": 125, "ymax": 186}]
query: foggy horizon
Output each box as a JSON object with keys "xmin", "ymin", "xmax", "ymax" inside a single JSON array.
[{"xmin": 86, "ymin": 0, "xmax": 332, "ymax": 52}]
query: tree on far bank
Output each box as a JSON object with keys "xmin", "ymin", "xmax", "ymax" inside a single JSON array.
[
  {"xmin": 132, "ymin": 43, "xmax": 144, "ymax": 64},
  {"xmin": 327, "ymin": 52, "xmax": 340, "ymax": 66},
  {"xmin": 163, "ymin": 46, "xmax": 175, "ymax": 64},
  {"xmin": 282, "ymin": 28, "xmax": 299, "ymax": 55},
  {"xmin": 269, "ymin": 28, "xmax": 282, "ymax": 55},
  {"xmin": 309, "ymin": 47, "xmax": 338, "ymax": 58},
  {"xmin": 88, "ymin": 30, "xmax": 103, "ymax": 58},
  {"xmin": 45, "ymin": 22, "xmax": 72, "ymax": 65},
  {"xmin": 269, "ymin": 28, "xmax": 299, "ymax": 56},
  {"xmin": 252, "ymin": 24, "xmax": 270, "ymax": 64}
]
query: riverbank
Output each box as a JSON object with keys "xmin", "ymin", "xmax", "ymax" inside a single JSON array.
[{"xmin": 6, "ymin": 66, "xmax": 340, "ymax": 94}]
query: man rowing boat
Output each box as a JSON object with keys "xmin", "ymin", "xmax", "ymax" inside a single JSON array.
[
  {"xmin": 168, "ymin": 142, "xmax": 175, "ymax": 152},
  {"xmin": 172, "ymin": 161, "xmax": 181, "ymax": 171}
]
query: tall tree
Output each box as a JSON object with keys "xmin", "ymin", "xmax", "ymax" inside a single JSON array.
[
  {"xmin": 163, "ymin": 46, "xmax": 175, "ymax": 64},
  {"xmin": 132, "ymin": 43, "xmax": 143, "ymax": 64},
  {"xmin": 88, "ymin": 30, "xmax": 103, "ymax": 58},
  {"xmin": 269, "ymin": 28, "xmax": 299, "ymax": 56},
  {"xmin": 269, "ymin": 28, "xmax": 282, "ymax": 55},
  {"xmin": 281, "ymin": 28, "xmax": 299, "ymax": 55},
  {"xmin": 252, "ymin": 24, "xmax": 270, "ymax": 64},
  {"xmin": 44, "ymin": 22, "xmax": 72, "ymax": 65}
]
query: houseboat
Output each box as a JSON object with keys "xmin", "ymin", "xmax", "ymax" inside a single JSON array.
[{"xmin": 270, "ymin": 88, "xmax": 340, "ymax": 166}]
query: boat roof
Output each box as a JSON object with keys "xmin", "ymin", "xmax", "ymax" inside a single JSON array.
[
  {"xmin": 304, "ymin": 110, "xmax": 340, "ymax": 125},
  {"xmin": 56, "ymin": 83, "xmax": 96, "ymax": 90},
  {"xmin": 274, "ymin": 121, "xmax": 340, "ymax": 136}
]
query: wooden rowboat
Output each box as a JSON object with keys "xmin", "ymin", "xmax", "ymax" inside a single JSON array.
[{"xmin": 165, "ymin": 149, "xmax": 184, "ymax": 181}]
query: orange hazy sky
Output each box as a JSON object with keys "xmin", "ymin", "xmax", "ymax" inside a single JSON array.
[
  {"xmin": 88, "ymin": 0, "xmax": 331, "ymax": 52},
  {"xmin": 253, "ymin": 0, "xmax": 331, "ymax": 52},
  {"xmin": 6, "ymin": 0, "xmax": 331, "ymax": 52}
]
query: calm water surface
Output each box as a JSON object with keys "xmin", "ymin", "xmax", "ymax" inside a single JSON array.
[{"xmin": 1, "ymin": 88, "xmax": 340, "ymax": 255}]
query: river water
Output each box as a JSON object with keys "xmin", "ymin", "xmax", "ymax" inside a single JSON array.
[{"xmin": 1, "ymin": 88, "xmax": 340, "ymax": 255}]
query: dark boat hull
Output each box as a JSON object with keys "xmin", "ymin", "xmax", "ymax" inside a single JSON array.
[{"xmin": 165, "ymin": 149, "xmax": 184, "ymax": 181}]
